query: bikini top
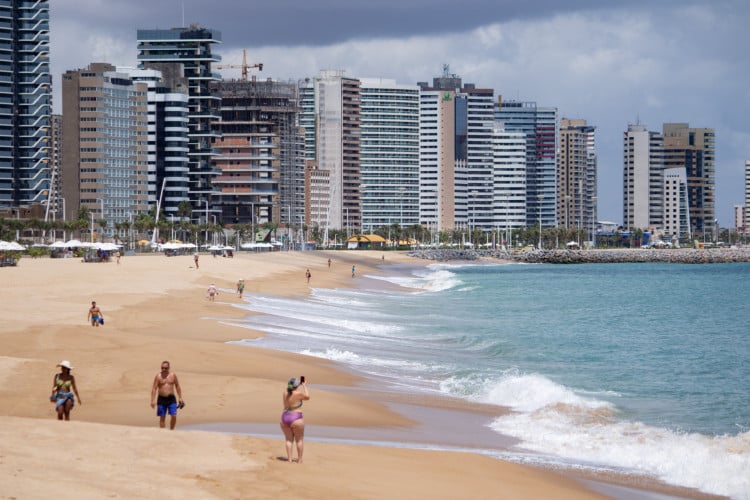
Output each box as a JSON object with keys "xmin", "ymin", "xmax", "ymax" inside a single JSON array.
[
  {"xmin": 284, "ymin": 400, "xmax": 303, "ymax": 412},
  {"xmin": 56, "ymin": 376, "xmax": 72, "ymax": 390}
]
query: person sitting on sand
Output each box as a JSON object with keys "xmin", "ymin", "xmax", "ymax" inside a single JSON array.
[
  {"xmin": 50, "ymin": 360, "xmax": 82, "ymax": 421},
  {"xmin": 280, "ymin": 376, "xmax": 310, "ymax": 463}
]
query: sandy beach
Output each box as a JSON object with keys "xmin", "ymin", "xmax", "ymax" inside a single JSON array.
[{"xmin": 0, "ymin": 250, "xmax": 712, "ymax": 499}]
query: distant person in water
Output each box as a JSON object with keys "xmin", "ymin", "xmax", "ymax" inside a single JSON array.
[{"xmin": 280, "ymin": 376, "xmax": 310, "ymax": 463}]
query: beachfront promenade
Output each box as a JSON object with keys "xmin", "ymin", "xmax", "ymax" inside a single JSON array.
[{"xmin": 409, "ymin": 247, "xmax": 750, "ymax": 264}]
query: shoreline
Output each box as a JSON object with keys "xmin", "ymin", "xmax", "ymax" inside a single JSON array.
[
  {"xmin": 200, "ymin": 257, "xmax": 727, "ymax": 500},
  {"xmin": 0, "ymin": 251, "xmax": 724, "ymax": 499}
]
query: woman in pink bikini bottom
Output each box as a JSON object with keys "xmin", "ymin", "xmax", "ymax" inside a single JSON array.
[{"xmin": 280, "ymin": 376, "xmax": 310, "ymax": 463}]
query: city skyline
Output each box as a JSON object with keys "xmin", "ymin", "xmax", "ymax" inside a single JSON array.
[{"xmin": 49, "ymin": 0, "xmax": 749, "ymax": 226}]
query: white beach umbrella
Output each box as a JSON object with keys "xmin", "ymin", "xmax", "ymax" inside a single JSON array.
[
  {"xmin": 49, "ymin": 241, "xmax": 69, "ymax": 249},
  {"xmin": 0, "ymin": 241, "xmax": 26, "ymax": 251},
  {"xmin": 94, "ymin": 242, "xmax": 121, "ymax": 251}
]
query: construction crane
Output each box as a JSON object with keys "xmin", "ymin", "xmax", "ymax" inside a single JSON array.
[{"xmin": 216, "ymin": 49, "xmax": 263, "ymax": 81}]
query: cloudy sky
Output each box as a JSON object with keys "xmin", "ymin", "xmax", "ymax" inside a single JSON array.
[{"xmin": 50, "ymin": 0, "xmax": 750, "ymax": 226}]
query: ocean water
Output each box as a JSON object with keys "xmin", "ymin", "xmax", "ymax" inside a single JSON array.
[{"xmin": 228, "ymin": 261, "xmax": 750, "ymax": 499}]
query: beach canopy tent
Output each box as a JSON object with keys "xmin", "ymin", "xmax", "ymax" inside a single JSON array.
[
  {"xmin": 64, "ymin": 239, "xmax": 95, "ymax": 248},
  {"xmin": 93, "ymin": 242, "xmax": 121, "ymax": 251},
  {"xmin": 0, "ymin": 240, "xmax": 26, "ymax": 251},
  {"xmin": 240, "ymin": 241, "xmax": 273, "ymax": 251},
  {"xmin": 346, "ymin": 234, "xmax": 386, "ymax": 249}
]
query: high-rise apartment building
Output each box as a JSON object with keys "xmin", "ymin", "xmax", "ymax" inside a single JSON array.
[
  {"xmin": 308, "ymin": 70, "xmax": 361, "ymax": 232},
  {"xmin": 136, "ymin": 26, "xmax": 222, "ymax": 223},
  {"xmin": 418, "ymin": 87, "xmax": 456, "ymax": 232},
  {"xmin": 359, "ymin": 78, "xmax": 420, "ymax": 231},
  {"xmin": 455, "ymin": 86, "xmax": 496, "ymax": 231},
  {"xmin": 61, "ymin": 63, "xmax": 149, "ymax": 237},
  {"xmin": 124, "ymin": 68, "xmax": 190, "ymax": 219},
  {"xmin": 49, "ymin": 113, "xmax": 62, "ymax": 220},
  {"xmin": 742, "ymin": 160, "xmax": 750, "ymax": 234},
  {"xmin": 558, "ymin": 118, "xmax": 597, "ymax": 232},
  {"xmin": 492, "ymin": 124, "xmax": 526, "ymax": 232},
  {"xmin": 623, "ymin": 122, "xmax": 712, "ymax": 239},
  {"xmin": 213, "ymin": 79, "xmax": 301, "ymax": 226},
  {"xmin": 662, "ymin": 167, "xmax": 690, "ymax": 239},
  {"xmin": 0, "ymin": 0, "xmax": 51, "ymax": 208},
  {"xmin": 662, "ymin": 123, "xmax": 715, "ymax": 235},
  {"xmin": 418, "ymin": 68, "xmax": 496, "ymax": 232},
  {"xmin": 622, "ymin": 123, "xmax": 664, "ymax": 230},
  {"xmin": 495, "ymin": 99, "xmax": 557, "ymax": 228}
]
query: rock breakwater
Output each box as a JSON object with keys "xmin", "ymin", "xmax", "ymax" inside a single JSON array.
[{"xmin": 407, "ymin": 248, "xmax": 750, "ymax": 264}]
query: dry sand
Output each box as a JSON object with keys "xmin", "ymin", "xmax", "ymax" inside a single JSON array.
[{"xmin": 0, "ymin": 249, "xmax": 651, "ymax": 499}]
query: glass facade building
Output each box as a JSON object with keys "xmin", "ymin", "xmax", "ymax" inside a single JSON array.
[
  {"xmin": 0, "ymin": 0, "xmax": 51, "ymax": 207},
  {"xmin": 136, "ymin": 26, "xmax": 222, "ymax": 223}
]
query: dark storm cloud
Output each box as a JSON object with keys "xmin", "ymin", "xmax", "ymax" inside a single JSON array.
[{"xmin": 58, "ymin": 0, "xmax": 678, "ymax": 46}]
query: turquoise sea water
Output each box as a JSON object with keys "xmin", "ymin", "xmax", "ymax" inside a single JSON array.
[{"xmin": 230, "ymin": 261, "xmax": 750, "ymax": 499}]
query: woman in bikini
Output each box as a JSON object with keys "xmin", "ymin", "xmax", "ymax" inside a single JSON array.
[
  {"xmin": 280, "ymin": 376, "xmax": 310, "ymax": 463},
  {"xmin": 50, "ymin": 360, "xmax": 82, "ymax": 420}
]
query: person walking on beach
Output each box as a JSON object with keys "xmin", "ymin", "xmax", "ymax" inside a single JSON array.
[
  {"xmin": 280, "ymin": 376, "xmax": 310, "ymax": 463},
  {"xmin": 88, "ymin": 301, "xmax": 103, "ymax": 327},
  {"xmin": 207, "ymin": 283, "xmax": 218, "ymax": 301},
  {"xmin": 150, "ymin": 360, "xmax": 184, "ymax": 430},
  {"xmin": 50, "ymin": 360, "xmax": 82, "ymax": 421},
  {"xmin": 305, "ymin": 268, "xmax": 311, "ymax": 284},
  {"xmin": 236, "ymin": 279, "xmax": 245, "ymax": 298},
  {"xmin": 193, "ymin": 252, "xmax": 199, "ymax": 269},
  {"xmin": 115, "ymin": 250, "xmax": 121, "ymax": 264},
  {"xmin": 327, "ymin": 258, "xmax": 331, "ymax": 269},
  {"xmin": 351, "ymin": 265, "xmax": 356, "ymax": 278}
]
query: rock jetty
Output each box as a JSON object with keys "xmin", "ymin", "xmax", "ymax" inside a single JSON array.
[{"xmin": 407, "ymin": 248, "xmax": 750, "ymax": 264}]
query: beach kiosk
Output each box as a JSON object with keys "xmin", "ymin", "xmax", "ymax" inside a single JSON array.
[{"xmin": 346, "ymin": 234, "xmax": 386, "ymax": 250}]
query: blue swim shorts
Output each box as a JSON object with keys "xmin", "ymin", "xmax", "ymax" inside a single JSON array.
[{"xmin": 156, "ymin": 394, "xmax": 177, "ymax": 417}]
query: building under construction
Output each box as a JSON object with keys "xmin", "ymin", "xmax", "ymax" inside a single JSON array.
[{"xmin": 213, "ymin": 79, "xmax": 304, "ymax": 227}]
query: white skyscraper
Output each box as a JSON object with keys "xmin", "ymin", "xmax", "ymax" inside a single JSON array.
[
  {"xmin": 359, "ymin": 78, "xmax": 420, "ymax": 231},
  {"xmin": 492, "ymin": 124, "xmax": 527, "ymax": 234}
]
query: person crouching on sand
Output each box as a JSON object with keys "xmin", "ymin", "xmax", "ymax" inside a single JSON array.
[
  {"xmin": 280, "ymin": 376, "xmax": 310, "ymax": 463},
  {"xmin": 51, "ymin": 360, "xmax": 82, "ymax": 421}
]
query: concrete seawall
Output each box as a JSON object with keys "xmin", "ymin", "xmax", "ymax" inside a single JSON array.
[{"xmin": 407, "ymin": 248, "xmax": 750, "ymax": 264}]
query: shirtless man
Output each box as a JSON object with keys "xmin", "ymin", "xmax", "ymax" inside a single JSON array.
[
  {"xmin": 87, "ymin": 301, "xmax": 103, "ymax": 327},
  {"xmin": 150, "ymin": 360, "xmax": 184, "ymax": 430}
]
